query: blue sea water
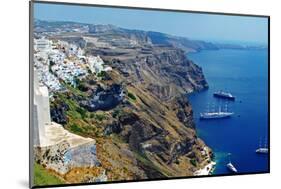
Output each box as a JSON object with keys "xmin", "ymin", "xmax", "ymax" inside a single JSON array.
[{"xmin": 187, "ymin": 49, "xmax": 269, "ymax": 175}]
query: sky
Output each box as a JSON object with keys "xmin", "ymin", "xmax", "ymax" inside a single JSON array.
[{"xmin": 33, "ymin": 2, "xmax": 268, "ymax": 45}]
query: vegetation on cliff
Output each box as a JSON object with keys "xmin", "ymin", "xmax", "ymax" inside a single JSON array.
[
  {"xmin": 40, "ymin": 20, "xmax": 212, "ymax": 182},
  {"xmin": 50, "ymin": 58, "xmax": 211, "ymax": 182},
  {"xmin": 34, "ymin": 163, "xmax": 64, "ymax": 186}
]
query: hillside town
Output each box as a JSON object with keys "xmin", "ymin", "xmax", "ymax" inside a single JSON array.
[
  {"xmin": 34, "ymin": 37, "xmax": 112, "ymax": 93},
  {"xmin": 33, "ymin": 37, "xmax": 112, "ymax": 183}
]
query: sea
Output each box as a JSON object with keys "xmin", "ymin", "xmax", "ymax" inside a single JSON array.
[{"xmin": 187, "ymin": 49, "xmax": 269, "ymax": 175}]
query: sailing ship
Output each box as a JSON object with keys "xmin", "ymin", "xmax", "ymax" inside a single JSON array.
[
  {"xmin": 226, "ymin": 153, "xmax": 238, "ymax": 173},
  {"xmin": 200, "ymin": 103, "xmax": 234, "ymax": 120},
  {"xmin": 256, "ymin": 137, "xmax": 268, "ymax": 154}
]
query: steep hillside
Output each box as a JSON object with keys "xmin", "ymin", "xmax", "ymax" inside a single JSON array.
[{"xmin": 36, "ymin": 20, "xmax": 213, "ymax": 182}]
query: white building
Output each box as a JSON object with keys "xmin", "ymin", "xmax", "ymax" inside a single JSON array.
[
  {"xmin": 33, "ymin": 69, "xmax": 51, "ymax": 146},
  {"xmin": 34, "ymin": 38, "xmax": 52, "ymax": 52},
  {"xmin": 104, "ymin": 66, "xmax": 112, "ymax": 72},
  {"xmin": 77, "ymin": 47, "xmax": 84, "ymax": 57},
  {"xmin": 67, "ymin": 44, "xmax": 78, "ymax": 56},
  {"xmin": 88, "ymin": 56, "xmax": 104, "ymax": 73}
]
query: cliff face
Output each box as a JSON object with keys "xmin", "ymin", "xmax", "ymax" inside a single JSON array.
[
  {"xmin": 83, "ymin": 38, "xmax": 210, "ymax": 179},
  {"xmin": 45, "ymin": 22, "xmax": 212, "ymax": 182},
  {"xmin": 85, "ymin": 46, "xmax": 208, "ymax": 97}
]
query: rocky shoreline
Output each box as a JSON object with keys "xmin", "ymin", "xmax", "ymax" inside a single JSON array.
[{"xmin": 194, "ymin": 161, "xmax": 216, "ymax": 176}]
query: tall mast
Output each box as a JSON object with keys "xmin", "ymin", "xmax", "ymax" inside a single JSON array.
[
  {"xmin": 228, "ymin": 153, "xmax": 231, "ymax": 163},
  {"xmin": 264, "ymin": 137, "xmax": 267, "ymax": 148}
]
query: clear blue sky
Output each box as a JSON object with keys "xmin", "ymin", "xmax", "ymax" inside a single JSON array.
[{"xmin": 34, "ymin": 2, "xmax": 268, "ymax": 45}]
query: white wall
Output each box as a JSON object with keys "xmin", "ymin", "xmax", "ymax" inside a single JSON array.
[{"xmin": 0, "ymin": 0, "xmax": 279, "ymax": 188}]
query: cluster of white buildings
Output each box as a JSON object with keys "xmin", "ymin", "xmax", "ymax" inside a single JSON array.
[
  {"xmin": 51, "ymin": 59, "xmax": 88, "ymax": 87},
  {"xmin": 34, "ymin": 46, "xmax": 62, "ymax": 92},
  {"xmin": 88, "ymin": 55, "xmax": 111, "ymax": 73},
  {"xmin": 33, "ymin": 37, "xmax": 110, "ymax": 179},
  {"xmin": 34, "ymin": 37, "xmax": 112, "ymax": 93}
]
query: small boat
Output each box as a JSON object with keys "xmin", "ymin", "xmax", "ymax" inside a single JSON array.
[
  {"xmin": 226, "ymin": 153, "xmax": 238, "ymax": 173},
  {"xmin": 213, "ymin": 91, "xmax": 235, "ymax": 100},
  {"xmin": 227, "ymin": 162, "xmax": 238, "ymax": 173},
  {"xmin": 256, "ymin": 148, "xmax": 268, "ymax": 154},
  {"xmin": 256, "ymin": 137, "xmax": 268, "ymax": 154}
]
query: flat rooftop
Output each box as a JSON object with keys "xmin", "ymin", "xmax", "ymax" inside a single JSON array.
[{"xmin": 40, "ymin": 122, "xmax": 95, "ymax": 148}]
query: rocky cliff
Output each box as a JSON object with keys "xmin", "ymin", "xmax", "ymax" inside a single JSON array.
[
  {"xmin": 39, "ymin": 21, "xmax": 213, "ymax": 182},
  {"xmin": 93, "ymin": 47, "xmax": 210, "ymax": 178}
]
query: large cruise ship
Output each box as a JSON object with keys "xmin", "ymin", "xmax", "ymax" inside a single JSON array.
[{"xmin": 213, "ymin": 91, "xmax": 235, "ymax": 100}]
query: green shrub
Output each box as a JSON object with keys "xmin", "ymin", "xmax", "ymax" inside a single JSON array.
[
  {"xmin": 34, "ymin": 163, "xmax": 64, "ymax": 186},
  {"xmin": 128, "ymin": 92, "xmax": 136, "ymax": 101},
  {"xmin": 95, "ymin": 113, "xmax": 106, "ymax": 121},
  {"xmin": 112, "ymin": 109, "xmax": 120, "ymax": 118},
  {"xmin": 76, "ymin": 107, "xmax": 86, "ymax": 118},
  {"xmin": 190, "ymin": 159, "xmax": 197, "ymax": 167},
  {"xmin": 97, "ymin": 71, "xmax": 106, "ymax": 78},
  {"xmin": 90, "ymin": 113, "xmax": 106, "ymax": 121},
  {"xmin": 69, "ymin": 124, "xmax": 83, "ymax": 133}
]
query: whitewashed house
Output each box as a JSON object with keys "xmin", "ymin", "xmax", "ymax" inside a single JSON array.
[
  {"xmin": 34, "ymin": 38, "xmax": 52, "ymax": 52},
  {"xmin": 88, "ymin": 56, "xmax": 104, "ymax": 73}
]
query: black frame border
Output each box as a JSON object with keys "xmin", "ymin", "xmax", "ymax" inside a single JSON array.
[{"xmin": 29, "ymin": 0, "xmax": 270, "ymax": 188}]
